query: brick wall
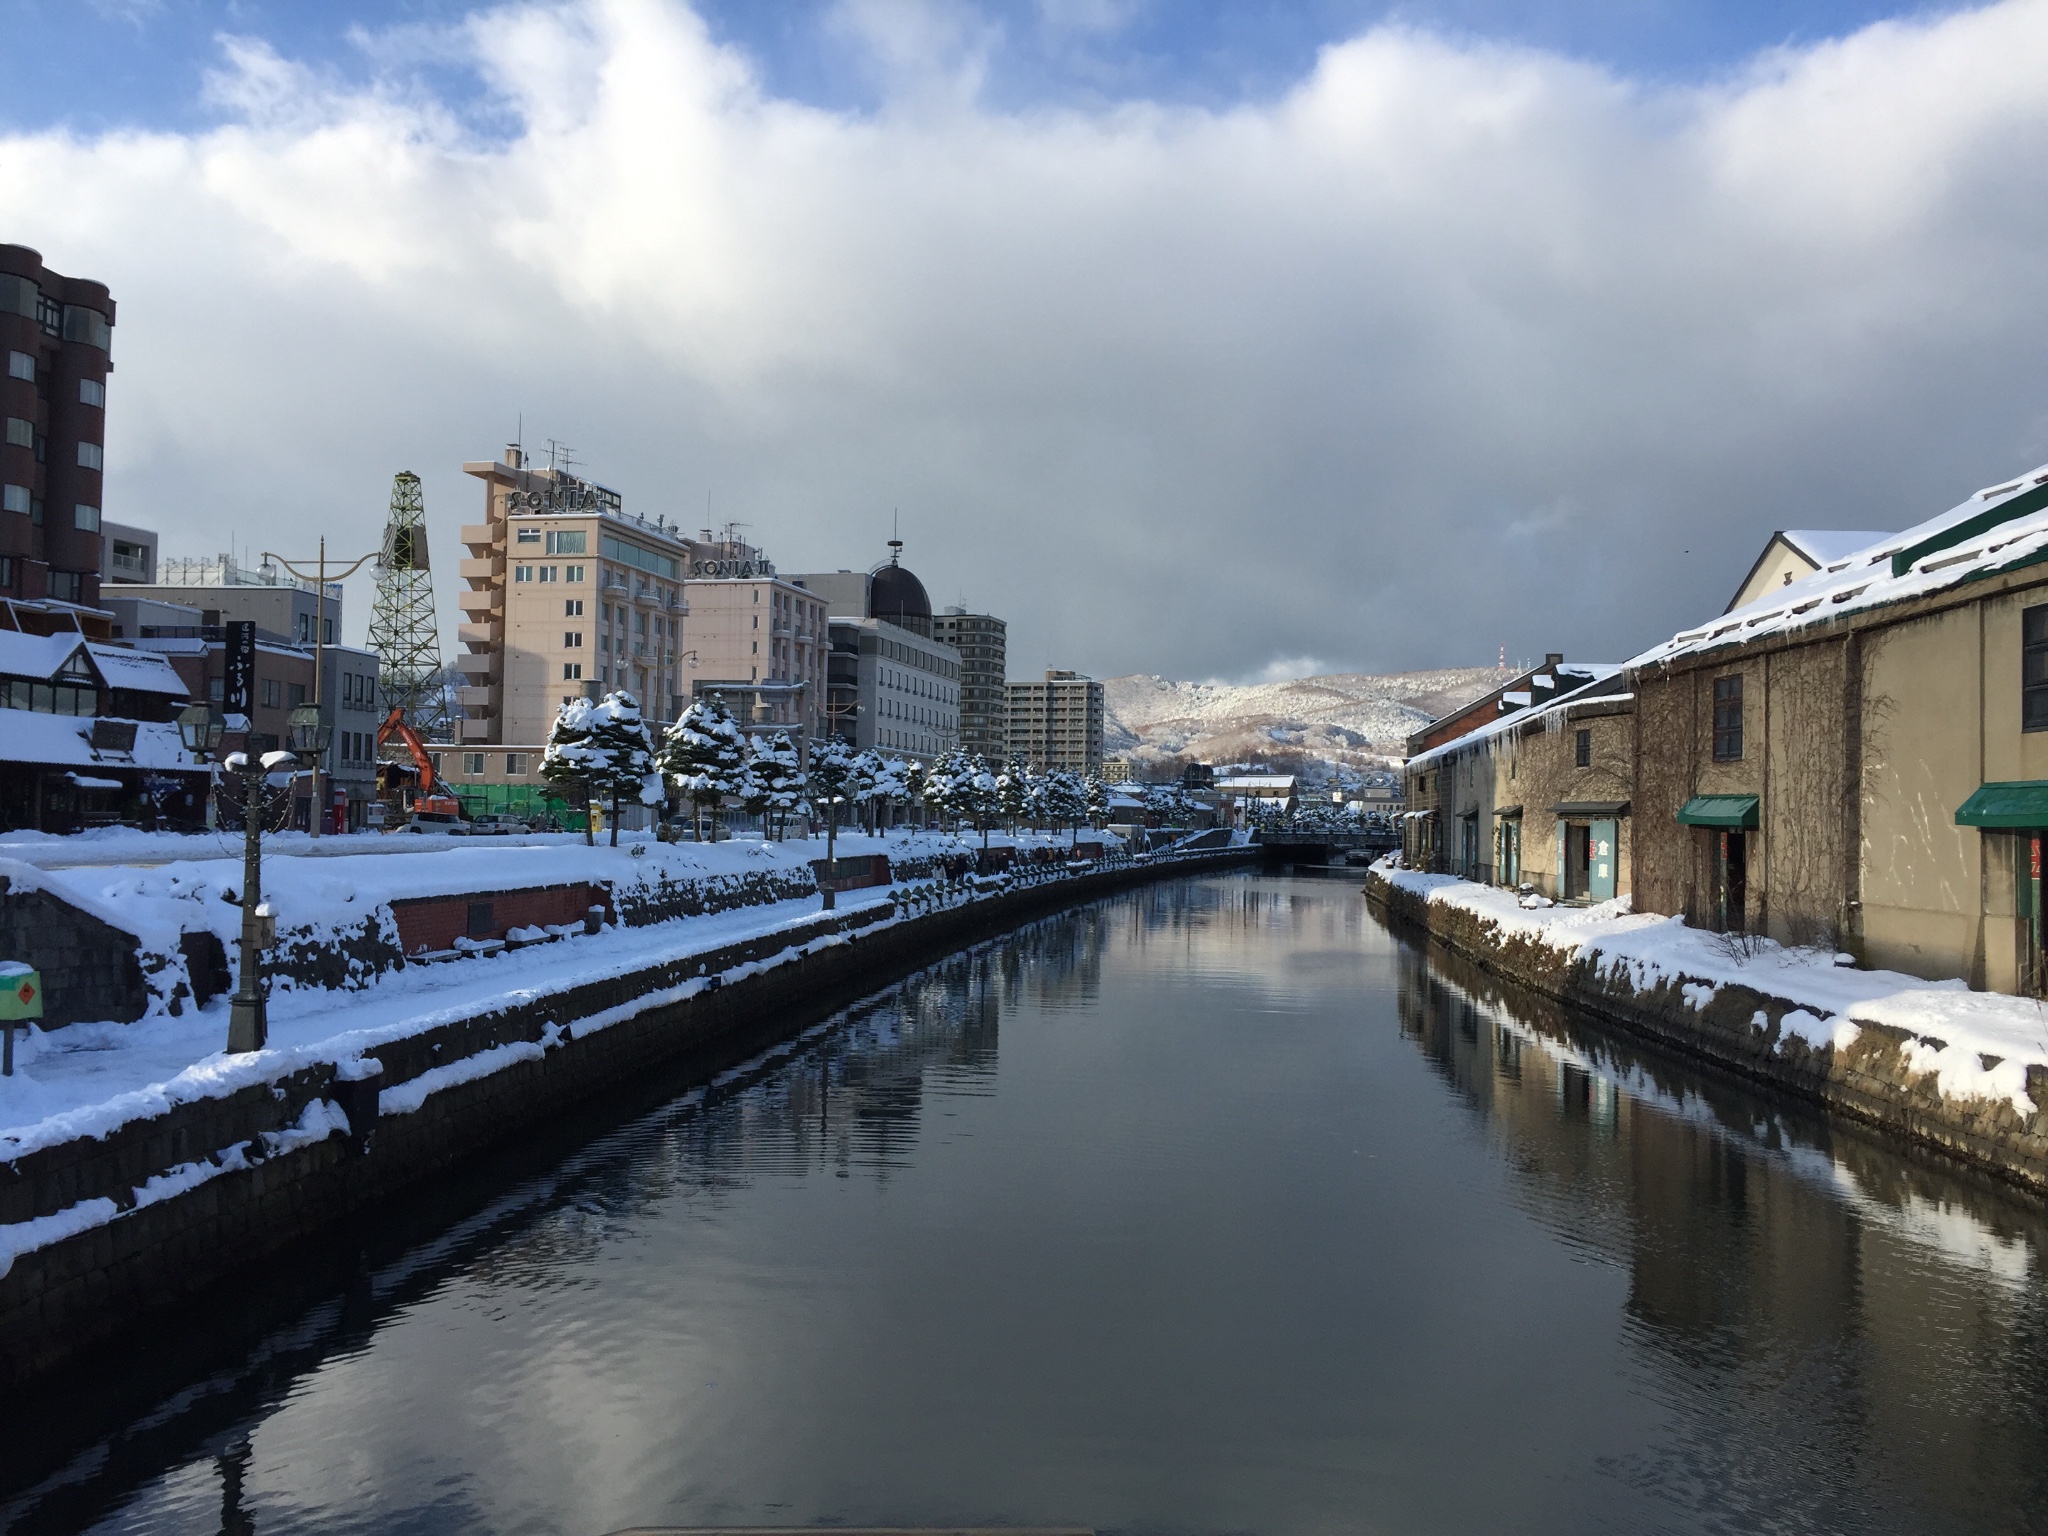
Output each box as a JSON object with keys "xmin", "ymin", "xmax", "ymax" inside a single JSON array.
[
  {"xmin": 0, "ymin": 878, "xmax": 151, "ymax": 1027},
  {"xmin": 388, "ymin": 883, "xmax": 612, "ymax": 955}
]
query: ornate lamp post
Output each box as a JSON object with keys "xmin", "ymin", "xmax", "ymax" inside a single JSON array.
[
  {"xmin": 177, "ymin": 703, "xmax": 225, "ymax": 829},
  {"xmin": 224, "ymin": 744, "xmax": 296, "ymax": 1055}
]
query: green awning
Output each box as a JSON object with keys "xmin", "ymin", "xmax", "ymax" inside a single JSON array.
[
  {"xmin": 1954, "ymin": 781, "xmax": 2048, "ymax": 828},
  {"xmin": 1676, "ymin": 794, "xmax": 1760, "ymax": 829}
]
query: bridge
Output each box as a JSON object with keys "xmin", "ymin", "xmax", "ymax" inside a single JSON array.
[{"xmin": 1251, "ymin": 828, "xmax": 1399, "ymax": 866}]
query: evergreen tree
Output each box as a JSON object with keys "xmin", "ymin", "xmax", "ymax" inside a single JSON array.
[
  {"xmin": 806, "ymin": 736, "xmax": 859, "ymax": 903},
  {"xmin": 849, "ymin": 750, "xmax": 885, "ymax": 834},
  {"xmin": 586, "ymin": 691, "xmax": 663, "ymax": 847},
  {"xmin": 1039, "ymin": 770, "xmax": 1091, "ymax": 848},
  {"xmin": 996, "ymin": 756, "xmax": 1034, "ymax": 833},
  {"xmin": 540, "ymin": 696, "xmax": 600, "ymax": 846},
  {"xmin": 661, "ymin": 694, "xmax": 747, "ymax": 841},
  {"xmin": 923, "ymin": 749, "xmax": 971, "ymax": 830},
  {"xmin": 751, "ymin": 732, "xmax": 804, "ymax": 839},
  {"xmin": 1085, "ymin": 773, "xmax": 1112, "ymax": 833}
]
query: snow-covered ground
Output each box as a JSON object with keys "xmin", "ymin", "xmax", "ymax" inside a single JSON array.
[
  {"xmin": 1377, "ymin": 861, "xmax": 2048, "ymax": 1114},
  {"xmin": 0, "ymin": 829, "xmax": 1108, "ymax": 1159}
]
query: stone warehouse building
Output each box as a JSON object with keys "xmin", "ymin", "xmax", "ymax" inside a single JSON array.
[{"xmin": 1400, "ymin": 460, "xmax": 2048, "ymax": 999}]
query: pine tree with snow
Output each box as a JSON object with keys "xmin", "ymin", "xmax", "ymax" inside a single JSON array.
[
  {"xmin": 805, "ymin": 735, "xmax": 859, "ymax": 901},
  {"xmin": 586, "ymin": 691, "xmax": 663, "ymax": 847},
  {"xmin": 996, "ymin": 756, "xmax": 1034, "ymax": 832},
  {"xmin": 750, "ymin": 731, "xmax": 804, "ymax": 839},
  {"xmin": 923, "ymin": 749, "xmax": 971, "ymax": 831},
  {"xmin": 540, "ymin": 696, "xmax": 602, "ymax": 846},
  {"xmin": 1039, "ymin": 770, "xmax": 1090, "ymax": 848},
  {"xmin": 661, "ymin": 694, "xmax": 747, "ymax": 841},
  {"xmin": 1084, "ymin": 772, "xmax": 1111, "ymax": 832}
]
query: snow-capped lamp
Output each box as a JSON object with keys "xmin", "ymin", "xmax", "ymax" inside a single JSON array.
[{"xmin": 0, "ymin": 961, "xmax": 42, "ymax": 1076}]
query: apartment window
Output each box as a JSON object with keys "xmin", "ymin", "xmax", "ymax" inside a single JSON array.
[
  {"xmin": 464, "ymin": 752, "xmax": 486, "ymax": 776},
  {"xmin": 1, "ymin": 486, "xmax": 25, "ymax": 515},
  {"xmin": 73, "ymin": 504, "xmax": 99, "ymax": 532},
  {"xmin": 78, "ymin": 379, "xmax": 104, "ymax": 408},
  {"xmin": 564, "ymin": 632, "xmax": 583, "ymax": 648},
  {"xmin": 209, "ymin": 677, "xmax": 225, "ymax": 703},
  {"xmin": 565, "ymin": 598, "xmax": 583, "ymax": 616},
  {"xmin": 601, "ymin": 603, "xmax": 612, "ymax": 622},
  {"xmin": 564, "ymin": 565, "xmax": 583, "ymax": 582},
  {"xmin": 1574, "ymin": 729, "xmax": 1591, "ymax": 768},
  {"xmin": 598, "ymin": 634, "xmax": 609, "ymax": 653},
  {"xmin": 563, "ymin": 662, "xmax": 583, "ymax": 680},
  {"xmin": 505, "ymin": 752, "xmax": 527, "ymax": 776},
  {"xmin": 76, "ymin": 441, "xmax": 102, "ymax": 470},
  {"xmin": 47, "ymin": 571, "xmax": 82, "ymax": 603},
  {"xmin": 2025, "ymin": 606, "xmax": 2048, "ymax": 730},
  {"xmin": 262, "ymin": 678, "xmax": 282, "ymax": 709},
  {"xmin": 514, "ymin": 565, "xmax": 533, "ymax": 583},
  {"xmin": 287, "ymin": 683, "xmax": 307, "ymax": 708},
  {"xmin": 539, "ymin": 566, "xmax": 557, "ymax": 583},
  {"xmin": 546, "ymin": 530, "xmax": 587, "ymax": 555},
  {"xmin": 5, "ymin": 352, "xmax": 30, "ymax": 382},
  {"xmin": 516, "ymin": 528, "xmax": 541, "ymax": 544},
  {"xmin": 3, "ymin": 419, "xmax": 29, "ymax": 449},
  {"xmin": 1712, "ymin": 675, "xmax": 1744, "ymax": 761}
]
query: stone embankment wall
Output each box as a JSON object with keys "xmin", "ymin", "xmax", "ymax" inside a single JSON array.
[
  {"xmin": 0, "ymin": 848, "xmax": 1255, "ymax": 1383},
  {"xmin": 1365, "ymin": 869, "xmax": 2048, "ymax": 1194}
]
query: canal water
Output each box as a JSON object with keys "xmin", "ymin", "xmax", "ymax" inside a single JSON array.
[{"xmin": 7, "ymin": 872, "xmax": 2048, "ymax": 1535}]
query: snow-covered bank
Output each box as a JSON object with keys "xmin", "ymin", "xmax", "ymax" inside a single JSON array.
[
  {"xmin": 0, "ymin": 829, "xmax": 1102, "ymax": 1150},
  {"xmin": 1368, "ymin": 859, "xmax": 2048, "ymax": 1189}
]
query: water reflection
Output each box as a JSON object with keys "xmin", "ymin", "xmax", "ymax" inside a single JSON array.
[{"xmin": 4, "ymin": 874, "xmax": 2048, "ymax": 1534}]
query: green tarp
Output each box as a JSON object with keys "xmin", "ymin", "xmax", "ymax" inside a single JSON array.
[
  {"xmin": 1675, "ymin": 794, "xmax": 1760, "ymax": 829},
  {"xmin": 1954, "ymin": 781, "xmax": 2048, "ymax": 829}
]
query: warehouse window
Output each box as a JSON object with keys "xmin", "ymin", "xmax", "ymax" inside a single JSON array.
[
  {"xmin": 1712, "ymin": 675, "xmax": 1744, "ymax": 761},
  {"xmin": 1575, "ymin": 729, "xmax": 1591, "ymax": 767},
  {"xmin": 2026, "ymin": 606, "xmax": 2048, "ymax": 731}
]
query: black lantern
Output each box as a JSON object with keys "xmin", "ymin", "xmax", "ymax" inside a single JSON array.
[{"xmin": 176, "ymin": 701, "xmax": 225, "ymax": 763}]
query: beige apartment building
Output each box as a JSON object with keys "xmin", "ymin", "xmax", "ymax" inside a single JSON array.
[
  {"xmin": 1007, "ymin": 669, "xmax": 1104, "ymax": 774},
  {"xmin": 680, "ymin": 557, "xmax": 828, "ymax": 741},
  {"xmin": 459, "ymin": 450, "xmax": 691, "ymax": 744}
]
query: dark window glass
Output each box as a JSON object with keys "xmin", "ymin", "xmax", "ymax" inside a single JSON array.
[
  {"xmin": 2026, "ymin": 606, "xmax": 2048, "ymax": 731},
  {"xmin": 1574, "ymin": 729, "xmax": 1591, "ymax": 768},
  {"xmin": 1713, "ymin": 675, "xmax": 1744, "ymax": 761}
]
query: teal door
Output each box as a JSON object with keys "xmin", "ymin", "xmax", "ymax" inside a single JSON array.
[{"xmin": 1589, "ymin": 819, "xmax": 1618, "ymax": 902}]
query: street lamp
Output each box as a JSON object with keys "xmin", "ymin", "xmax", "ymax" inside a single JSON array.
[
  {"xmin": 287, "ymin": 702, "xmax": 332, "ymax": 760},
  {"xmin": 224, "ymin": 746, "xmax": 297, "ymax": 1054},
  {"xmin": 177, "ymin": 701, "xmax": 225, "ymax": 762}
]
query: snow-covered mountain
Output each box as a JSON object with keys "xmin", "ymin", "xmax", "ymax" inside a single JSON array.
[{"xmin": 1101, "ymin": 668, "xmax": 1505, "ymax": 771}]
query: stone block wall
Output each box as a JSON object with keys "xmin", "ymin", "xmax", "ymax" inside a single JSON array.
[{"xmin": 0, "ymin": 878, "xmax": 150, "ymax": 1027}]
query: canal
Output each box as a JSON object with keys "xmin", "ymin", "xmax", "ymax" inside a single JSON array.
[{"xmin": 7, "ymin": 872, "xmax": 2048, "ymax": 1534}]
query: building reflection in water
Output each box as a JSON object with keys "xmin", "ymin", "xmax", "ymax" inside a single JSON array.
[{"xmin": 1394, "ymin": 939, "xmax": 2048, "ymax": 1530}]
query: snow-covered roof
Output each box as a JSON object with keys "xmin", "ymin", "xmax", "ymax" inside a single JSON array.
[
  {"xmin": 1215, "ymin": 775, "xmax": 1296, "ymax": 790},
  {"xmin": 85, "ymin": 644, "xmax": 188, "ymax": 696},
  {"xmin": 1642, "ymin": 463, "xmax": 2048, "ymax": 667},
  {"xmin": 0, "ymin": 632, "xmax": 90, "ymax": 683},
  {"xmin": 1780, "ymin": 530, "xmax": 1891, "ymax": 567},
  {"xmin": 1407, "ymin": 670, "xmax": 1629, "ymax": 771},
  {"xmin": 0, "ymin": 708, "xmax": 198, "ymax": 772}
]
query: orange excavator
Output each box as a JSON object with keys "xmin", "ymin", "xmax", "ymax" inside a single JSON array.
[{"xmin": 374, "ymin": 707, "xmax": 465, "ymax": 828}]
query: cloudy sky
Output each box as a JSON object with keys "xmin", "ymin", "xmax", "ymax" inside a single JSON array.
[{"xmin": 4, "ymin": 0, "xmax": 2046, "ymax": 683}]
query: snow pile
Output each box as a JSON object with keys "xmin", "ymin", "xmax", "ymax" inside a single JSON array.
[{"xmin": 1377, "ymin": 861, "xmax": 2048, "ymax": 1114}]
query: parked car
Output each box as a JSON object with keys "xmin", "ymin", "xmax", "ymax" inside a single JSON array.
[
  {"xmin": 467, "ymin": 815, "xmax": 520, "ymax": 836},
  {"xmin": 405, "ymin": 809, "xmax": 467, "ymax": 834}
]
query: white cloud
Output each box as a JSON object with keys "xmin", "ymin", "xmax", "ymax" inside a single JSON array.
[{"xmin": 4, "ymin": 0, "xmax": 2048, "ymax": 683}]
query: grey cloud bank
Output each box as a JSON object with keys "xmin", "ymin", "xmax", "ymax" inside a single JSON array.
[{"xmin": 3, "ymin": 0, "xmax": 2046, "ymax": 681}]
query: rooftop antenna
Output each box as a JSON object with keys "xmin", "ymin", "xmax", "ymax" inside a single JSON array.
[
  {"xmin": 1499, "ymin": 645, "xmax": 1507, "ymax": 669},
  {"xmin": 888, "ymin": 508, "xmax": 902, "ymax": 565}
]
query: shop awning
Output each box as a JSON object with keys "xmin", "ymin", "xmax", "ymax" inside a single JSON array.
[
  {"xmin": 1553, "ymin": 800, "xmax": 1630, "ymax": 817},
  {"xmin": 1492, "ymin": 804, "xmax": 1523, "ymax": 818},
  {"xmin": 1676, "ymin": 794, "xmax": 1760, "ymax": 829},
  {"xmin": 1954, "ymin": 781, "xmax": 2048, "ymax": 828}
]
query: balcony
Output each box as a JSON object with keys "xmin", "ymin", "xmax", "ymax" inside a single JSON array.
[
  {"xmin": 460, "ymin": 523, "xmax": 499, "ymax": 552},
  {"xmin": 457, "ymin": 589, "xmax": 502, "ymax": 618},
  {"xmin": 453, "ymin": 654, "xmax": 496, "ymax": 680},
  {"xmin": 457, "ymin": 622, "xmax": 501, "ymax": 649},
  {"xmin": 457, "ymin": 686, "xmax": 498, "ymax": 714},
  {"xmin": 458, "ymin": 718, "xmax": 495, "ymax": 742},
  {"xmin": 459, "ymin": 556, "xmax": 503, "ymax": 583}
]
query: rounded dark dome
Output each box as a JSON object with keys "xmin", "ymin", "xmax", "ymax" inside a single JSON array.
[{"xmin": 870, "ymin": 559, "xmax": 932, "ymax": 636}]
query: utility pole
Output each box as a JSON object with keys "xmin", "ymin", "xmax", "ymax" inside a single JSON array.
[{"xmin": 265, "ymin": 538, "xmax": 378, "ymax": 836}]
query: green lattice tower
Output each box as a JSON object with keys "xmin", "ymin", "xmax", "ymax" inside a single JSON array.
[{"xmin": 369, "ymin": 471, "xmax": 451, "ymax": 740}]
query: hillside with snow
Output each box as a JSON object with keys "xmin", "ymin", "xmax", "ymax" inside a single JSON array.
[{"xmin": 1102, "ymin": 667, "xmax": 1505, "ymax": 771}]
